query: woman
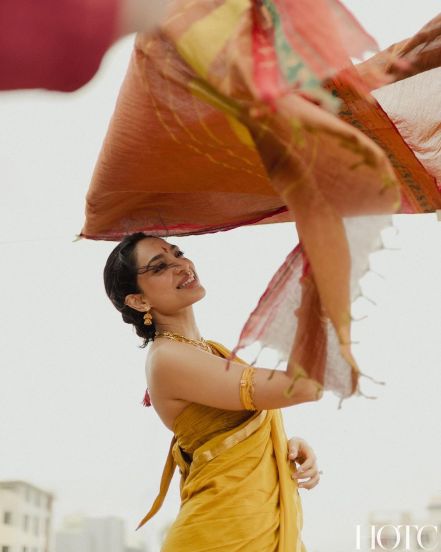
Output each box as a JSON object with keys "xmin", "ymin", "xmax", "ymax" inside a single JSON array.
[
  {"xmin": 104, "ymin": 231, "xmax": 323, "ymax": 551},
  {"xmin": 84, "ymin": 1, "xmax": 441, "ymax": 414}
]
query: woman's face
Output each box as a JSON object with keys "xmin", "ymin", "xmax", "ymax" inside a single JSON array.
[{"xmin": 131, "ymin": 237, "xmax": 206, "ymax": 315}]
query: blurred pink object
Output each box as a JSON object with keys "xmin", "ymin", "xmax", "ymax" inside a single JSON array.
[{"xmin": 0, "ymin": 0, "xmax": 119, "ymax": 91}]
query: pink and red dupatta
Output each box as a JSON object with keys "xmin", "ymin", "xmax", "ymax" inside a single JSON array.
[{"xmin": 81, "ymin": 0, "xmax": 441, "ymax": 408}]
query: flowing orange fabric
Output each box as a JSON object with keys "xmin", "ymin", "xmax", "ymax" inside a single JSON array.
[
  {"xmin": 136, "ymin": 340, "xmax": 315, "ymax": 551},
  {"xmin": 80, "ymin": 1, "xmax": 441, "ymax": 406}
]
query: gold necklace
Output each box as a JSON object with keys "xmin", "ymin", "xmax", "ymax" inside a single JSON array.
[{"xmin": 154, "ymin": 330, "xmax": 212, "ymax": 354}]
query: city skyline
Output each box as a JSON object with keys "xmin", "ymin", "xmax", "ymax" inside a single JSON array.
[{"xmin": 3, "ymin": 478, "xmax": 441, "ymax": 551}]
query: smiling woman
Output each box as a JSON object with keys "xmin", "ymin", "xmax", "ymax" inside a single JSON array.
[
  {"xmin": 82, "ymin": 0, "xmax": 441, "ymax": 424},
  {"xmin": 103, "ymin": 231, "xmax": 323, "ymax": 551},
  {"xmin": 96, "ymin": 2, "xmax": 441, "ymax": 548},
  {"xmin": 103, "ymin": 232, "xmax": 208, "ymax": 345}
]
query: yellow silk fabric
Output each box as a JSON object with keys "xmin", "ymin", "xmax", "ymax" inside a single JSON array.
[{"xmin": 137, "ymin": 340, "xmax": 308, "ymax": 551}]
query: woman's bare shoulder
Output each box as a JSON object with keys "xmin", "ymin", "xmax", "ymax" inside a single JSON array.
[
  {"xmin": 145, "ymin": 340, "xmax": 193, "ymax": 431},
  {"xmin": 145, "ymin": 339, "xmax": 174, "ymax": 386}
]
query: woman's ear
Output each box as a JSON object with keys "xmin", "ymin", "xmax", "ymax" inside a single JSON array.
[{"xmin": 124, "ymin": 294, "xmax": 150, "ymax": 313}]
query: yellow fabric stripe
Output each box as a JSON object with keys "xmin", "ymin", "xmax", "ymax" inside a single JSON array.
[
  {"xmin": 176, "ymin": 0, "xmax": 250, "ymax": 78},
  {"xmin": 226, "ymin": 114, "xmax": 255, "ymax": 147},
  {"xmin": 188, "ymin": 78, "xmax": 242, "ymax": 118},
  {"xmin": 193, "ymin": 410, "xmax": 268, "ymax": 464},
  {"xmin": 135, "ymin": 436, "xmax": 178, "ymax": 530}
]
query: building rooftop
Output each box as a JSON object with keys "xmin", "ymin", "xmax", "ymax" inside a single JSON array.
[{"xmin": 0, "ymin": 479, "xmax": 54, "ymax": 498}]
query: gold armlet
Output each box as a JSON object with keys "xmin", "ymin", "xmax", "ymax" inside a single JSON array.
[{"xmin": 239, "ymin": 365, "xmax": 257, "ymax": 411}]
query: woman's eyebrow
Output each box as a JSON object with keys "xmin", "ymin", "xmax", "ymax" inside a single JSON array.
[{"xmin": 146, "ymin": 244, "xmax": 179, "ymax": 267}]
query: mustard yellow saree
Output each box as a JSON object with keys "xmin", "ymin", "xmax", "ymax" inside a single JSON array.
[{"xmin": 136, "ymin": 340, "xmax": 318, "ymax": 550}]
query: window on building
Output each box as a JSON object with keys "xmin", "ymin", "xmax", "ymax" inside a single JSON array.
[
  {"xmin": 2, "ymin": 546, "xmax": 10, "ymax": 552},
  {"xmin": 3, "ymin": 511, "xmax": 12, "ymax": 525},
  {"xmin": 23, "ymin": 514, "xmax": 29, "ymax": 531},
  {"xmin": 22, "ymin": 547, "xmax": 28, "ymax": 552},
  {"xmin": 33, "ymin": 516, "xmax": 39, "ymax": 536}
]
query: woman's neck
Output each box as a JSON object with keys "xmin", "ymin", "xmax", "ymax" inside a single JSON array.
[{"xmin": 154, "ymin": 309, "xmax": 203, "ymax": 341}]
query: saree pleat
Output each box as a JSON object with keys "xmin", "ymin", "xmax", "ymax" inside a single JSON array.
[{"xmin": 137, "ymin": 340, "xmax": 308, "ymax": 551}]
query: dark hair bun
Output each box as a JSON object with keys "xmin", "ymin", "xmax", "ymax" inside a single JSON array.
[{"xmin": 103, "ymin": 232, "xmax": 157, "ymax": 348}]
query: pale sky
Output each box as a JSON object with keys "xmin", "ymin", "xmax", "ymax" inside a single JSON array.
[{"xmin": 1, "ymin": 2, "xmax": 440, "ymax": 552}]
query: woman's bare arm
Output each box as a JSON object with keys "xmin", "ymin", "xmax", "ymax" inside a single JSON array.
[
  {"xmin": 148, "ymin": 340, "xmax": 322, "ymax": 411},
  {"xmin": 355, "ymin": 13, "xmax": 441, "ymax": 88}
]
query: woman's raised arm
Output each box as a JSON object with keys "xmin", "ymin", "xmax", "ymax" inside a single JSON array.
[{"xmin": 148, "ymin": 340, "xmax": 322, "ymax": 412}]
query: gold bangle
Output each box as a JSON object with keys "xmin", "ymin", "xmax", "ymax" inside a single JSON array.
[{"xmin": 240, "ymin": 366, "xmax": 257, "ymax": 411}]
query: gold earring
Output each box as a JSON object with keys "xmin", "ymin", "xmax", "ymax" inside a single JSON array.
[{"xmin": 143, "ymin": 309, "xmax": 153, "ymax": 326}]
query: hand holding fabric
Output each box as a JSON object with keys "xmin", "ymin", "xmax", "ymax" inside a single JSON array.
[
  {"xmin": 355, "ymin": 11, "xmax": 441, "ymax": 88},
  {"xmin": 287, "ymin": 436, "xmax": 321, "ymax": 490}
]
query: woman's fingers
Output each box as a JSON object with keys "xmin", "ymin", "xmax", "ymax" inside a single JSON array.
[
  {"xmin": 295, "ymin": 471, "xmax": 321, "ymax": 489},
  {"xmin": 293, "ymin": 465, "xmax": 316, "ymax": 480},
  {"xmin": 288, "ymin": 437, "xmax": 313, "ymax": 463},
  {"xmin": 295, "ymin": 452, "xmax": 316, "ymax": 473},
  {"xmin": 287, "ymin": 436, "xmax": 303, "ymax": 456},
  {"xmin": 287, "ymin": 436, "xmax": 321, "ymax": 489}
]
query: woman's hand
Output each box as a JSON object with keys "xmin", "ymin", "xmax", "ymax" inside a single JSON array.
[
  {"xmin": 354, "ymin": 12, "xmax": 441, "ymax": 89},
  {"xmin": 287, "ymin": 436, "xmax": 321, "ymax": 490}
]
